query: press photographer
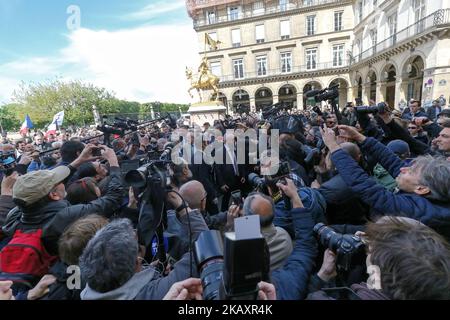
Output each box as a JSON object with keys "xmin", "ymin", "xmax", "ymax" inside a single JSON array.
[
  {"xmin": 320, "ymin": 124, "xmax": 450, "ymax": 241},
  {"xmin": 0, "ymin": 144, "xmax": 124, "ymax": 293},
  {"xmin": 307, "ymin": 217, "xmax": 450, "ymax": 300}
]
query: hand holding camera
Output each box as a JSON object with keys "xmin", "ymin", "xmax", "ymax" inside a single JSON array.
[
  {"xmin": 276, "ymin": 178, "xmax": 303, "ymax": 209},
  {"xmin": 226, "ymin": 204, "xmax": 243, "ymax": 229},
  {"xmin": 1, "ymin": 171, "xmax": 18, "ymax": 196},
  {"xmin": 101, "ymin": 146, "xmax": 119, "ymax": 167},
  {"xmin": 317, "ymin": 249, "xmax": 338, "ymax": 282},
  {"xmin": 71, "ymin": 144, "xmax": 105, "ymax": 168},
  {"xmin": 336, "ymin": 125, "xmax": 367, "ymax": 143},
  {"xmin": 18, "ymin": 153, "xmax": 32, "ymax": 165},
  {"xmin": 163, "ymin": 278, "xmax": 203, "ymax": 300}
]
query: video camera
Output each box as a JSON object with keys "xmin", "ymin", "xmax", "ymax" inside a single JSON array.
[
  {"xmin": 305, "ymin": 84, "xmax": 339, "ymax": 103},
  {"xmin": 355, "ymin": 102, "xmax": 389, "ymax": 115},
  {"xmin": 261, "ymin": 102, "xmax": 293, "ymax": 121},
  {"xmin": 97, "ymin": 116, "xmax": 138, "ymax": 137},
  {"xmin": 0, "ymin": 150, "xmax": 17, "ymax": 177},
  {"xmin": 194, "ymin": 230, "xmax": 268, "ymax": 300},
  {"xmin": 313, "ymin": 223, "xmax": 365, "ymax": 271},
  {"xmin": 123, "ymin": 159, "xmax": 174, "ymax": 269}
]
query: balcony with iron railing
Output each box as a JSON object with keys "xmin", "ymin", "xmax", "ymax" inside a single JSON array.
[
  {"xmin": 218, "ymin": 60, "xmax": 349, "ymax": 83},
  {"xmin": 351, "ymin": 9, "xmax": 450, "ymax": 65},
  {"xmin": 188, "ymin": 0, "xmax": 349, "ymax": 28}
]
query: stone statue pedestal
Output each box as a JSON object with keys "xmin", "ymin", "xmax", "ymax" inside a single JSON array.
[{"xmin": 188, "ymin": 101, "xmax": 226, "ymax": 126}]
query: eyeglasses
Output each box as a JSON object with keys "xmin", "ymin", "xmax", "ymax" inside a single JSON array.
[{"xmin": 408, "ymin": 127, "xmax": 418, "ymax": 129}]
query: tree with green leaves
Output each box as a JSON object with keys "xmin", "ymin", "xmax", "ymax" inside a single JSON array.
[{"xmin": 1, "ymin": 79, "xmax": 189, "ymax": 131}]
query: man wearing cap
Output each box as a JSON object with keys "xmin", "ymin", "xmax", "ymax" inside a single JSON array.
[
  {"xmin": 438, "ymin": 108, "xmax": 450, "ymax": 120},
  {"xmin": 1, "ymin": 145, "xmax": 124, "ymax": 261}
]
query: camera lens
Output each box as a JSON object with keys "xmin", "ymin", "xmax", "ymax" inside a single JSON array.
[
  {"xmin": 194, "ymin": 230, "xmax": 224, "ymax": 300},
  {"xmin": 313, "ymin": 223, "xmax": 343, "ymax": 253}
]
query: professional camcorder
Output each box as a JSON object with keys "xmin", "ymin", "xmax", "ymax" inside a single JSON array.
[
  {"xmin": 261, "ymin": 102, "xmax": 293, "ymax": 121},
  {"xmin": 194, "ymin": 230, "xmax": 268, "ymax": 300},
  {"xmin": 313, "ymin": 223, "xmax": 365, "ymax": 271},
  {"xmin": 305, "ymin": 84, "xmax": 339, "ymax": 103},
  {"xmin": 97, "ymin": 116, "xmax": 138, "ymax": 137}
]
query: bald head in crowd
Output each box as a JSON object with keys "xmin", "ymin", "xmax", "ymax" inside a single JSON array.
[
  {"xmin": 340, "ymin": 142, "xmax": 361, "ymax": 162},
  {"xmin": 243, "ymin": 192, "xmax": 275, "ymax": 228},
  {"xmin": 179, "ymin": 180, "xmax": 207, "ymax": 211}
]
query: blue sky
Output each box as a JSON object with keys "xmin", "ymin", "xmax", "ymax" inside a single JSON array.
[{"xmin": 0, "ymin": 0, "xmax": 199, "ymax": 103}]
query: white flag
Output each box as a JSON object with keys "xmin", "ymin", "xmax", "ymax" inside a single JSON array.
[{"xmin": 51, "ymin": 111, "xmax": 65, "ymax": 126}]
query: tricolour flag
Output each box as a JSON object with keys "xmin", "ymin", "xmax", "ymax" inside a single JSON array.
[{"xmin": 19, "ymin": 114, "xmax": 34, "ymax": 135}]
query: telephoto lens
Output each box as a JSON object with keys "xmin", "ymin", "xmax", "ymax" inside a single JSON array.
[
  {"xmin": 313, "ymin": 223, "xmax": 365, "ymax": 271},
  {"xmin": 355, "ymin": 102, "xmax": 388, "ymax": 115}
]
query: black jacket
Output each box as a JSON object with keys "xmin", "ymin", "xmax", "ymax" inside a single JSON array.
[
  {"xmin": 2, "ymin": 166, "xmax": 124, "ymax": 255},
  {"xmin": 215, "ymin": 146, "xmax": 246, "ymax": 189},
  {"xmin": 318, "ymin": 174, "xmax": 370, "ymax": 225},
  {"xmin": 189, "ymin": 149, "xmax": 217, "ymax": 200},
  {"xmin": 0, "ymin": 195, "xmax": 15, "ymax": 227}
]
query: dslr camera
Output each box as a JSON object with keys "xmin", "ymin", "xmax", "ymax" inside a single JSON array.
[
  {"xmin": 314, "ymin": 223, "xmax": 365, "ymax": 271},
  {"xmin": 248, "ymin": 161, "xmax": 291, "ymax": 207}
]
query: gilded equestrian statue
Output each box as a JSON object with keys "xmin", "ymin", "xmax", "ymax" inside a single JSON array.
[{"xmin": 186, "ymin": 57, "xmax": 220, "ymax": 102}]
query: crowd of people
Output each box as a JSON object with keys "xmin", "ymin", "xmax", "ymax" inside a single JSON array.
[{"xmin": 0, "ymin": 96, "xmax": 450, "ymax": 300}]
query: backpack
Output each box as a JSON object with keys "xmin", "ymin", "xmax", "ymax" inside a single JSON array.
[{"xmin": 0, "ymin": 229, "xmax": 57, "ymax": 289}]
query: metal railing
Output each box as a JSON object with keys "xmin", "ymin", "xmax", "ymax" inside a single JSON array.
[
  {"xmin": 191, "ymin": 0, "xmax": 347, "ymax": 27},
  {"xmin": 352, "ymin": 9, "xmax": 450, "ymax": 64},
  {"xmin": 218, "ymin": 60, "xmax": 349, "ymax": 82}
]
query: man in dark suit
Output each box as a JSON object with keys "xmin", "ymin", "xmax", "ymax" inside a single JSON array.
[
  {"xmin": 426, "ymin": 100, "xmax": 442, "ymax": 121},
  {"xmin": 189, "ymin": 142, "xmax": 219, "ymax": 215},
  {"xmin": 215, "ymin": 133, "xmax": 246, "ymax": 211}
]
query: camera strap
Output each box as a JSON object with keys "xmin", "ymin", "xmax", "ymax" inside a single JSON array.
[{"xmin": 175, "ymin": 203, "xmax": 189, "ymax": 214}]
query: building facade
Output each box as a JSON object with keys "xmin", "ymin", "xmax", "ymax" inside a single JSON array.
[
  {"xmin": 186, "ymin": 0, "xmax": 450, "ymax": 112},
  {"xmin": 350, "ymin": 0, "xmax": 450, "ymax": 110}
]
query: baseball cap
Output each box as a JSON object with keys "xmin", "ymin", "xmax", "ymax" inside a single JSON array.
[
  {"xmin": 387, "ymin": 140, "xmax": 410, "ymax": 156},
  {"xmin": 13, "ymin": 166, "xmax": 70, "ymax": 206}
]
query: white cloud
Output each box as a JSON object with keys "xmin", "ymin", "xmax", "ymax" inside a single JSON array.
[
  {"xmin": 0, "ymin": 23, "xmax": 201, "ymax": 104},
  {"xmin": 123, "ymin": 1, "xmax": 187, "ymax": 21}
]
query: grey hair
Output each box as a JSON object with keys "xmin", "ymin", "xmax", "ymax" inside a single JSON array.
[
  {"xmin": 243, "ymin": 192, "xmax": 275, "ymax": 228},
  {"xmin": 79, "ymin": 218, "xmax": 139, "ymax": 293},
  {"xmin": 413, "ymin": 156, "xmax": 450, "ymax": 202}
]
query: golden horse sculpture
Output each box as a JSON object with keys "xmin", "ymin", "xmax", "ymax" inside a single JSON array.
[{"xmin": 185, "ymin": 67, "xmax": 220, "ymax": 103}]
